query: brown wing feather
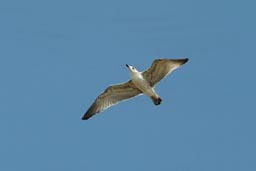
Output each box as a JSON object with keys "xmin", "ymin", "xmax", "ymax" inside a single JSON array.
[
  {"xmin": 142, "ymin": 58, "xmax": 188, "ymax": 87},
  {"xmin": 82, "ymin": 80, "xmax": 141, "ymax": 120}
]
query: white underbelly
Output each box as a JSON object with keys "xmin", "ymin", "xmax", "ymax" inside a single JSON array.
[{"xmin": 132, "ymin": 77, "xmax": 156, "ymax": 97}]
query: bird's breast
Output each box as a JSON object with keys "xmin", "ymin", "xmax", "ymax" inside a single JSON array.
[{"xmin": 131, "ymin": 75, "xmax": 154, "ymax": 96}]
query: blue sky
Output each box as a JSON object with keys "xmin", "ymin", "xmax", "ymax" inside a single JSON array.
[{"xmin": 1, "ymin": 0, "xmax": 256, "ymax": 170}]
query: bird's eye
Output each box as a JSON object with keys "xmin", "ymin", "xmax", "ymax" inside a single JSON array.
[{"xmin": 132, "ymin": 67, "xmax": 134, "ymax": 70}]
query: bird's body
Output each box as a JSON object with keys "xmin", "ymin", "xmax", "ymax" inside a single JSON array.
[
  {"xmin": 82, "ymin": 58, "xmax": 188, "ymax": 120},
  {"xmin": 127, "ymin": 65, "xmax": 160, "ymax": 104}
]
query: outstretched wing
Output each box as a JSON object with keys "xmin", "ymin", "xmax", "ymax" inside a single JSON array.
[
  {"xmin": 142, "ymin": 58, "xmax": 188, "ymax": 87},
  {"xmin": 82, "ymin": 80, "xmax": 142, "ymax": 120}
]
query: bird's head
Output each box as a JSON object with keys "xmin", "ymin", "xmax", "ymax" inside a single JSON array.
[{"xmin": 126, "ymin": 64, "xmax": 139, "ymax": 73}]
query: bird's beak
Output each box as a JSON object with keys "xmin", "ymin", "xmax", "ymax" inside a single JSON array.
[{"xmin": 125, "ymin": 64, "xmax": 130, "ymax": 68}]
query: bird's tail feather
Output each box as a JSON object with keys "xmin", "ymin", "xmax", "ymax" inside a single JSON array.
[{"xmin": 151, "ymin": 96, "xmax": 162, "ymax": 105}]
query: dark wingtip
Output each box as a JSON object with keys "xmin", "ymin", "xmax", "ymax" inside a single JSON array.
[
  {"xmin": 81, "ymin": 116, "xmax": 88, "ymax": 120},
  {"xmin": 81, "ymin": 114, "xmax": 91, "ymax": 120},
  {"xmin": 183, "ymin": 58, "xmax": 189, "ymax": 64}
]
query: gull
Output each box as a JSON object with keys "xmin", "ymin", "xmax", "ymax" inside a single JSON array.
[{"xmin": 82, "ymin": 58, "xmax": 188, "ymax": 120}]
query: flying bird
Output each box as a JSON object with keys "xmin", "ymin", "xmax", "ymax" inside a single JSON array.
[{"xmin": 82, "ymin": 58, "xmax": 188, "ymax": 120}]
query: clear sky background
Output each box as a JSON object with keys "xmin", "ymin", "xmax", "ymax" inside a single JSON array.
[{"xmin": 1, "ymin": 0, "xmax": 255, "ymax": 170}]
